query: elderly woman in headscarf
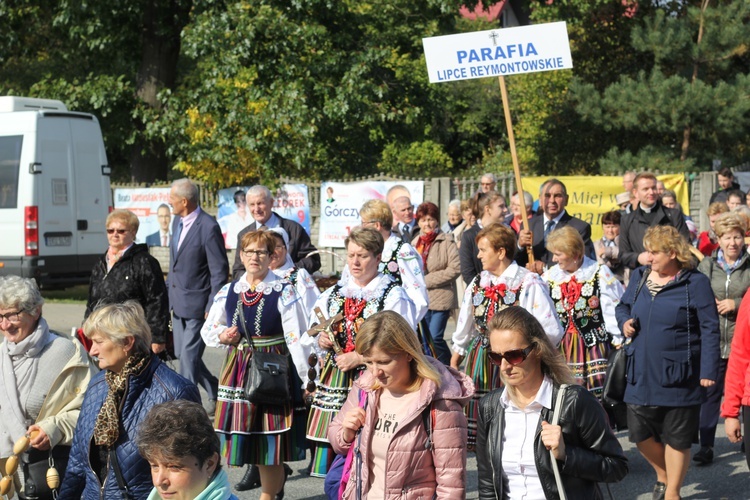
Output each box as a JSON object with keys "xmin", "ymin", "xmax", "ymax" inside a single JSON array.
[
  {"xmin": 59, "ymin": 302, "xmax": 200, "ymax": 500},
  {"xmin": 0, "ymin": 276, "xmax": 95, "ymax": 497}
]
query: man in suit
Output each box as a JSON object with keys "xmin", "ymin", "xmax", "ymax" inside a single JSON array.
[
  {"xmin": 516, "ymin": 178, "xmax": 594, "ymax": 274},
  {"xmin": 168, "ymin": 178, "xmax": 228, "ymax": 409},
  {"xmin": 232, "ymin": 185, "xmax": 320, "ymax": 280},
  {"xmin": 392, "ymin": 195, "xmax": 420, "ymax": 242},
  {"xmin": 460, "ymin": 191, "xmax": 508, "ymax": 285},
  {"xmin": 145, "ymin": 204, "xmax": 172, "ymax": 246}
]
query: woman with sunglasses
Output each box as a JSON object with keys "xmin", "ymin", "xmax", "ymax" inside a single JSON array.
[
  {"xmin": 201, "ymin": 230, "xmax": 315, "ymax": 500},
  {"xmin": 85, "ymin": 209, "xmax": 169, "ymax": 355},
  {"xmin": 449, "ymin": 222, "xmax": 563, "ymax": 448},
  {"xmin": 329, "ymin": 310, "xmax": 473, "ymax": 499},
  {"xmin": 306, "ymin": 227, "xmax": 417, "ymax": 478},
  {"xmin": 543, "ymin": 226, "xmax": 625, "ymax": 399},
  {"xmin": 476, "ymin": 307, "xmax": 628, "ymax": 499}
]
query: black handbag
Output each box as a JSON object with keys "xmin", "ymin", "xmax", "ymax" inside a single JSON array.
[
  {"xmin": 21, "ymin": 446, "xmax": 70, "ymax": 500},
  {"xmin": 602, "ymin": 348, "xmax": 627, "ymax": 405},
  {"xmin": 234, "ymin": 296, "xmax": 291, "ymax": 406}
]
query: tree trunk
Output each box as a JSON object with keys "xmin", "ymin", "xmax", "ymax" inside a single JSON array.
[
  {"xmin": 129, "ymin": 0, "xmax": 192, "ymax": 182},
  {"xmin": 681, "ymin": 0, "xmax": 710, "ymax": 162}
]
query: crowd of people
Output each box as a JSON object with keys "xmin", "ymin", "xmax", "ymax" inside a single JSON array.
[{"xmin": 1, "ymin": 169, "xmax": 749, "ymax": 499}]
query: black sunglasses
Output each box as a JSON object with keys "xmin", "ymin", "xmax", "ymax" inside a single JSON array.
[
  {"xmin": 487, "ymin": 343, "xmax": 536, "ymax": 366},
  {"xmin": 106, "ymin": 228, "xmax": 128, "ymax": 235}
]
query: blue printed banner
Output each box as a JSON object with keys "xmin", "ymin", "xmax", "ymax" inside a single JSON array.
[{"xmin": 422, "ymin": 21, "xmax": 572, "ymax": 83}]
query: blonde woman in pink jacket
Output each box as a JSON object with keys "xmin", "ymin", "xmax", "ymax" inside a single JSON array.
[{"xmin": 329, "ymin": 310, "xmax": 474, "ymax": 499}]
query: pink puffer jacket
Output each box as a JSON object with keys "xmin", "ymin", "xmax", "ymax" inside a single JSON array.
[{"xmin": 329, "ymin": 358, "xmax": 474, "ymax": 499}]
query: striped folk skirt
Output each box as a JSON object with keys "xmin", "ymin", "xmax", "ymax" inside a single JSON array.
[
  {"xmin": 560, "ymin": 328, "xmax": 610, "ymax": 400},
  {"xmin": 464, "ymin": 335, "xmax": 503, "ymax": 447},
  {"xmin": 215, "ymin": 336, "xmax": 306, "ymax": 467},
  {"xmin": 306, "ymin": 351, "xmax": 361, "ymax": 477}
]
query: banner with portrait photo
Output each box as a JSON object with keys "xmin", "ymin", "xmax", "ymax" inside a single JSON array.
[
  {"xmin": 113, "ymin": 188, "xmax": 173, "ymax": 246},
  {"xmin": 319, "ymin": 181, "xmax": 424, "ymax": 248}
]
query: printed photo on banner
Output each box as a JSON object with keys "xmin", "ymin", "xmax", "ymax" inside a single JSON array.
[
  {"xmin": 217, "ymin": 185, "xmax": 311, "ymax": 249},
  {"xmin": 113, "ymin": 188, "xmax": 173, "ymax": 246},
  {"xmin": 522, "ymin": 174, "xmax": 689, "ymax": 240},
  {"xmin": 319, "ymin": 181, "xmax": 424, "ymax": 248}
]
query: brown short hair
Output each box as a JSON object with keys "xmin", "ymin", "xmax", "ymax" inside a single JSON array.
[
  {"xmin": 240, "ymin": 230, "xmax": 276, "ymax": 254},
  {"xmin": 601, "ymin": 210, "xmax": 621, "ymax": 226},
  {"xmin": 707, "ymin": 202, "xmax": 730, "ymax": 217},
  {"xmin": 633, "ymin": 172, "xmax": 657, "ymax": 190},
  {"xmin": 476, "ymin": 223, "xmax": 516, "ymax": 258},
  {"xmin": 415, "ymin": 202, "xmax": 440, "ymax": 221},
  {"xmin": 714, "ymin": 212, "xmax": 747, "ymax": 238},
  {"xmin": 345, "ymin": 227, "xmax": 384, "ymax": 256}
]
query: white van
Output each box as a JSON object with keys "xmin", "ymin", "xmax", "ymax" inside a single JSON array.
[{"xmin": 0, "ymin": 96, "xmax": 112, "ymax": 288}]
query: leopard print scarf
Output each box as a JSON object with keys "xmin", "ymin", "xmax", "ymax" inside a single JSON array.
[{"xmin": 93, "ymin": 352, "xmax": 150, "ymax": 447}]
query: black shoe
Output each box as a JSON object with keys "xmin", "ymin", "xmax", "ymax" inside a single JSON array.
[
  {"xmin": 692, "ymin": 446, "xmax": 714, "ymax": 465},
  {"xmin": 300, "ymin": 454, "xmax": 313, "ymax": 476},
  {"xmin": 652, "ymin": 481, "xmax": 666, "ymax": 500},
  {"xmin": 275, "ymin": 464, "xmax": 291, "ymax": 500},
  {"xmin": 235, "ymin": 464, "xmax": 260, "ymax": 491}
]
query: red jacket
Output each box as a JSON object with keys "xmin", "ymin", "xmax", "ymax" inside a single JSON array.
[
  {"xmin": 697, "ymin": 231, "xmax": 719, "ymax": 257},
  {"xmin": 721, "ymin": 287, "xmax": 750, "ymax": 418}
]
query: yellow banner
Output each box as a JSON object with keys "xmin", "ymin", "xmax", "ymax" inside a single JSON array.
[{"xmin": 521, "ymin": 174, "xmax": 689, "ymax": 240}]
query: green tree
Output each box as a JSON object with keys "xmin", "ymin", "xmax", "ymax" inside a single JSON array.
[{"xmin": 570, "ymin": 0, "xmax": 750, "ymax": 170}]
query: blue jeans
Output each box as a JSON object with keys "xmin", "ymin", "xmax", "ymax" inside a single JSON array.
[{"xmin": 421, "ymin": 309, "xmax": 451, "ymax": 365}]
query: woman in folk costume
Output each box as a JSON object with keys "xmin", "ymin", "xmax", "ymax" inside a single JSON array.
[
  {"xmin": 306, "ymin": 227, "xmax": 416, "ymax": 477},
  {"xmin": 233, "ymin": 227, "xmax": 323, "ymax": 492},
  {"xmin": 449, "ymin": 223, "xmax": 563, "ymax": 447},
  {"xmin": 201, "ymin": 231, "xmax": 314, "ymax": 500},
  {"xmin": 543, "ymin": 226, "xmax": 625, "ymax": 399}
]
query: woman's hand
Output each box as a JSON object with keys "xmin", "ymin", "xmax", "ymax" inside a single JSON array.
[
  {"xmin": 622, "ymin": 319, "xmax": 637, "ymax": 338},
  {"xmin": 318, "ymin": 332, "xmax": 334, "ymax": 350},
  {"xmin": 725, "ymin": 417, "xmax": 743, "ymax": 443},
  {"xmin": 526, "ymin": 261, "xmax": 545, "ymax": 275},
  {"xmin": 716, "ymin": 299, "xmax": 736, "ymax": 315},
  {"xmin": 219, "ymin": 326, "xmax": 240, "ymax": 345},
  {"xmin": 700, "ymin": 379, "xmax": 715, "ymax": 387},
  {"xmin": 540, "ymin": 421, "xmax": 566, "ymax": 461},
  {"xmin": 336, "ymin": 352, "xmax": 362, "ymax": 372},
  {"xmin": 450, "ymin": 352, "xmax": 464, "ymax": 370},
  {"xmin": 27, "ymin": 425, "xmax": 50, "ymax": 451},
  {"xmin": 340, "ymin": 407, "xmax": 366, "ymax": 444}
]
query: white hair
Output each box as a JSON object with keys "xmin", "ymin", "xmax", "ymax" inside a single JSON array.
[
  {"xmin": 171, "ymin": 178, "xmax": 199, "ymax": 204},
  {"xmin": 247, "ymin": 185, "xmax": 273, "ymax": 202},
  {"xmin": 0, "ymin": 276, "xmax": 44, "ymax": 314}
]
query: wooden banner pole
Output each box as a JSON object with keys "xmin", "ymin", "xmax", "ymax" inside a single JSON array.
[{"xmin": 497, "ymin": 75, "xmax": 534, "ymax": 264}]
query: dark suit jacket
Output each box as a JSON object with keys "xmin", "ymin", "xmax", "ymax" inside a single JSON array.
[
  {"xmin": 398, "ymin": 222, "xmax": 420, "ymax": 242},
  {"xmin": 618, "ymin": 202, "xmax": 690, "ymax": 269},
  {"xmin": 168, "ymin": 209, "xmax": 229, "ymax": 319},
  {"xmin": 232, "ymin": 212, "xmax": 320, "ymax": 280},
  {"xmin": 460, "ymin": 223, "xmax": 482, "ymax": 285},
  {"xmin": 514, "ymin": 211, "xmax": 594, "ymax": 267},
  {"xmin": 145, "ymin": 230, "xmax": 163, "ymax": 247}
]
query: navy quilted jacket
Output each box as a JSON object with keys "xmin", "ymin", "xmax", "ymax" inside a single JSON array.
[{"xmin": 59, "ymin": 356, "xmax": 200, "ymax": 500}]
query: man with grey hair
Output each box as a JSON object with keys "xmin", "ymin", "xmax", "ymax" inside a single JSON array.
[
  {"xmin": 232, "ymin": 184, "xmax": 320, "ymax": 279},
  {"xmin": 168, "ymin": 178, "xmax": 228, "ymax": 412},
  {"xmin": 480, "ymin": 173, "xmax": 497, "ymax": 193}
]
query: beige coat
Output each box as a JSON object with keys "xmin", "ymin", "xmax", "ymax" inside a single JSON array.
[
  {"xmin": 412, "ymin": 231, "xmax": 461, "ymax": 311},
  {"xmin": 36, "ymin": 338, "xmax": 97, "ymax": 447}
]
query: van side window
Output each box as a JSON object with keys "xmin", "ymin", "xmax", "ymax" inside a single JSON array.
[{"xmin": 0, "ymin": 135, "xmax": 22, "ymax": 209}]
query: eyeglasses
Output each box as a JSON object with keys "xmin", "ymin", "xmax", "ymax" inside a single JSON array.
[
  {"xmin": 106, "ymin": 228, "xmax": 128, "ymax": 235},
  {"xmin": 487, "ymin": 343, "xmax": 536, "ymax": 366},
  {"xmin": 242, "ymin": 249, "xmax": 269, "ymax": 258},
  {"xmin": 306, "ymin": 353, "xmax": 319, "ymax": 392},
  {"xmin": 0, "ymin": 310, "xmax": 24, "ymax": 323}
]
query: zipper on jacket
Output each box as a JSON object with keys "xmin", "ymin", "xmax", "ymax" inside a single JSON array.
[
  {"xmin": 100, "ymin": 451, "xmax": 110, "ymax": 500},
  {"xmin": 723, "ymin": 273, "xmax": 731, "ymax": 358},
  {"xmin": 488, "ymin": 427, "xmax": 499, "ymax": 499}
]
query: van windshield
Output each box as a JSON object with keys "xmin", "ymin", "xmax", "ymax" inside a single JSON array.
[{"xmin": 0, "ymin": 135, "xmax": 22, "ymax": 209}]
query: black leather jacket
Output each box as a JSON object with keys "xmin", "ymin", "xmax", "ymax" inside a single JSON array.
[{"xmin": 476, "ymin": 383, "xmax": 628, "ymax": 499}]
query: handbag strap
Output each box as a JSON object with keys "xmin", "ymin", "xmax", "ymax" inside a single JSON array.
[
  {"xmin": 109, "ymin": 448, "xmax": 132, "ymax": 499},
  {"xmin": 633, "ymin": 268, "xmax": 650, "ymax": 302},
  {"xmin": 234, "ymin": 292, "xmax": 256, "ymax": 351},
  {"xmin": 550, "ymin": 384, "xmax": 569, "ymax": 500},
  {"xmin": 355, "ymin": 390, "xmax": 368, "ymax": 500}
]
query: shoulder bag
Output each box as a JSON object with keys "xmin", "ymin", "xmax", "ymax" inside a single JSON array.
[
  {"xmin": 602, "ymin": 268, "xmax": 649, "ymax": 405},
  {"xmin": 235, "ymin": 297, "xmax": 291, "ymax": 406}
]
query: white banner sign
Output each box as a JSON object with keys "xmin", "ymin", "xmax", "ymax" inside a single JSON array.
[
  {"xmin": 422, "ymin": 21, "xmax": 572, "ymax": 83},
  {"xmin": 319, "ymin": 181, "xmax": 424, "ymax": 248}
]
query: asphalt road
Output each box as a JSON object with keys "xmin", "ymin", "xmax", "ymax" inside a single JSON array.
[{"xmin": 44, "ymin": 302, "xmax": 749, "ymax": 499}]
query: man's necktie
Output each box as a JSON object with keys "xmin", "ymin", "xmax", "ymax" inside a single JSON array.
[
  {"xmin": 544, "ymin": 220, "xmax": 556, "ymax": 244},
  {"xmin": 161, "ymin": 234, "xmax": 167, "ymax": 246},
  {"xmin": 173, "ymin": 221, "xmax": 183, "ymax": 252}
]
